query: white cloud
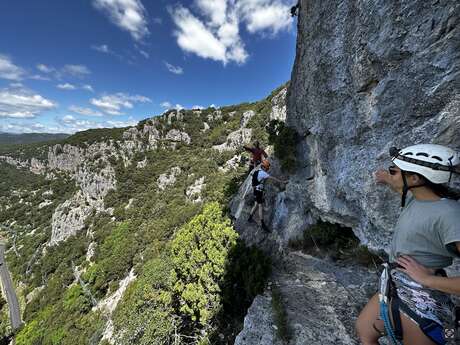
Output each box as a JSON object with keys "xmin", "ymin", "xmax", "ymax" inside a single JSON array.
[
  {"xmin": 36, "ymin": 64, "xmax": 55, "ymax": 73},
  {"xmin": 69, "ymin": 105, "xmax": 102, "ymax": 116},
  {"xmin": 82, "ymin": 84, "xmax": 94, "ymax": 92},
  {"xmin": 0, "ymin": 86, "xmax": 57, "ymax": 119},
  {"xmin": 139, "ymin": 50, "xmax": 149, "ymax": 59},
  {"xmin": 164, "ymin": 61, "xmax": 184, "ymax": 75},
  {"xmin": 93, "ymin": 0, "xmax": 150, "ymax": 41},
  {"xmin": 57, "ymin": 83, "xmax": 77, "ymax": 90},
  {"xmin": 237, "ymin": 0, "xmax": 293, "ymax": 34},
  {"xmin": 57, "ymin": 83, "xmax": 94, "ymax": 92},
  {"xmin": 0, "ymin": 55, "xmax": 25, "ymax": 80},
  {"xmin": 170, "ymin": 0, "xmax": 293, "ymax": 65},
  {"xmin": 55, "ymin": 115, "xmax": 138, "ymax": 133},
  {"xmin": 35, "ymin": 63, "xmax": 91, "ymax": 79},
  {"xmin": 192, "ymin": 105, "xmax": 204, "ymax": 110},
  {"xmin": 92, "ymin": 44, "xmax": 110, "ymax": 53},
  {"xmin": 0, "ymin": 122, "xmax": 49, "ymax": 133},
  {"xmin": 160, "ymin": 101, "xmax": 183, "ymax": 110},
  {"xmin": 30, "ymin": 74, "xmax": 51, "ymax": 81},
  {"xmin": 171, "ymin": 6, "xmax": 231, "ymax": 64},
  {"xmin": 90, "ymin": 92, "xmax": 151, "ymax": 115},
  {"xmin": 62, "ymin": 64, "xmax": 91, "ymax": 77}
]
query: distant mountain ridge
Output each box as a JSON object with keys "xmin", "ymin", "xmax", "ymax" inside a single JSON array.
[{"xmin": 0, "ymin": 132, "xmax": 69, "ymax": 145}]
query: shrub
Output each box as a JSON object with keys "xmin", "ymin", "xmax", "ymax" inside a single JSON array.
[
  {"xmin": 113, "ymin": 256, "xmax": 176, "ymax": 345},
  {"xmin": 292, "ymin": 220, "xmax": 383, "ymax": 266},
  {"xmin": 267, "ymin": 120, "xmax": 300, "ymax": 172},
  {"xmin": 221, "ymin": 242, "xmax": 271, "ymax": 317},
  {"xmin": 170, "ymin": 202, "xmax": 238, "ymax": 326}
]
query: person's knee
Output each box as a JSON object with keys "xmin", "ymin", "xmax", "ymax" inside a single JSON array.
[{"xmin": 356, "ymin": 314, "xmax": 382, "ymax": 344}]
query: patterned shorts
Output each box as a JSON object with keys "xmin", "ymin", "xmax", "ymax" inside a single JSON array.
[{"xmin": 391, "ymin": 270, "xmax": 454, "ymax": 327}]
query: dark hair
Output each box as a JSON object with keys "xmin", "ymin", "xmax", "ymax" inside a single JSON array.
[
  {"xmin": 410, "ymin": 172, "xmax": 460, "ymax": 200},
  {"xmin": 425, "ymin": 180, "xmax": 460, "ymax": 200}
]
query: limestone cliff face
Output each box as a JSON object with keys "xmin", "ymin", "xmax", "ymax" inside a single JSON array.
[
  {"xmin": 286, "ymin": 0, "xmax": 460, "ymax": 250},
  {"xmin": 0, "ymin": 118, "xmax": 192, "ymax": 246}
]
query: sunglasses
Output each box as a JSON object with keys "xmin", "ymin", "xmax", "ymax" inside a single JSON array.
[{"xmin": 388, "ymin": 165, "xmax": 399, "ymax": 175}]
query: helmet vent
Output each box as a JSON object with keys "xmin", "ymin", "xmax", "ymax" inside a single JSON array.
[
  {"xmin": 431, "ymin": 156, "xmax": 442, "ymax": 162},
  {"xmin": 416, "ymin": 152, "xmax": 429, "ymax": 157},
  {"xmin": 404, "ymin": 152, "xmax": 414, "ymax": 156}
]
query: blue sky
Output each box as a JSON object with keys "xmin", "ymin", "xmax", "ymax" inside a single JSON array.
[{"xmin": 0, "ymin": 0, "xmax": 297, "ymax": 134}]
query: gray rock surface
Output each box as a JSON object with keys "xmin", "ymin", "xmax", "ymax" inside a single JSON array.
[
  {"xmin": 285, "ymin": 0, "xmax": 460, "ymax": 251},
  {"xmin": 235, "ymin": 250, "xmax": 379, "ymax": 345},
  {"xmin": 165, "ymin": 129, "xmax": 191, "ymax": 145},
  {"xmin": 213, "ymin": 128, "xmax": 253, "ymax": 152},
  {"xmin": 234, "ymin": 293, "xmax": 282, "ymax": 345},
  {"xmin": 270, "ymin": 88, "xmax": 287, "ymax": 122},
  {"xmin": 241, "ymin": 110, "xmax": 256, "ymax": 128},
  {"xmin": 157, "ymin": 167, "xmax": 182, "ymax": 190},
  {"xmin": 186, "ymin": 177, "xmax": 205, "ymax": 203}
]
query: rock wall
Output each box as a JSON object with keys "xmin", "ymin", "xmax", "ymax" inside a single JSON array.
[{"xmin": 284, "ymin": 0, "xmax": 460, "ymax": 250}]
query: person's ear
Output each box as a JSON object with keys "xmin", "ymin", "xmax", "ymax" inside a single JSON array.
[{"xmin": 409, "ymin": 173, "xmax": 423, "ymax": 184}]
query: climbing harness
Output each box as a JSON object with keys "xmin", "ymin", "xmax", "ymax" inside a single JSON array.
[
  {"xmin": 379, "ymin": 263, "xmax": 403, "ymax": 345},
  {"xmin": 379, "ymin": 263, "xmax": 457, "ymax": 345},
  {"xmin": 444, "ymin": 306, "xmax": 460, "ymax": 345}
]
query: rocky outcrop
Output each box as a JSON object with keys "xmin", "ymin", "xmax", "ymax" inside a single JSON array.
[
  {"xmin": 241, "ymin": 110, "xmax": 256, "ymax": 128},
  {"xmin": 270, "ymin": 88, "xmax": 287, "ymax": 122},
  {"xmin": 157, "ymin": 167, "xmax": 182, "ymax": 191},
  {"xmin": 213, "ymin": 128, "xmax": 253, "ymax": 152},
  {"xmin": 186, "ymin": 177, "xmax": 205, "ymax": 203},
  {"xmin": 236, "ymin": 252, "xmax": 378, "ymax": 345},
  {"xmin": 50, "ymin": 165, "xmax": 115, "ymax": 245},
  {"xmin": 165, "ymin": 129, "xmax": 191, "ymax": 145},
  {"xmin": 219, "ymin": 155, "xmax": 243, "ymax": 173},
  {"xmin": 97, "ymin": 269, "xmax": 137, "ymax": 345}
]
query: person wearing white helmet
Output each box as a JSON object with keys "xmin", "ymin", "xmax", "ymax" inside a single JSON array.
[{"xmin": 356, "ymin": 144, "xmax": 460, "ymax": 345}]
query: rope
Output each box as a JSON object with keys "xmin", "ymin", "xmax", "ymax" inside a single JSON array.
[{"xmin": 380, "ymin": 300, "xmax": 403, "ymax": 345}]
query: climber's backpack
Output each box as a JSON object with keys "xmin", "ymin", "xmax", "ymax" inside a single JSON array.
[{"xmin": 252, "ymin": 170, "xmax": 260, "ymax": 188}]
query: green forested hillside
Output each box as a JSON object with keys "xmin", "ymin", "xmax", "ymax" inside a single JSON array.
[
  {"xmin": 0, "ymin": 132, "xmax": 69, "ymax": 145},
  {"xmin": 0, "ymin": 86, "xmax": 286, "ymax": 344}
]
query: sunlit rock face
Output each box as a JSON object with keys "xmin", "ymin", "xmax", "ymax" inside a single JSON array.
[{"xmin": 284, "ymin": 0, "xmax": 460, "ymax": 251}]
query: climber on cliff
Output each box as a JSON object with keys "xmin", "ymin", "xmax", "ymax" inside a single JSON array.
[
  {"xmin": 290, "ymin": 1, "xmax": 300, "ymax": 17},
  {"xmin": 243, "ymin": 141, "xmax": 268, "ymax": 174},
  {"xmin": 248, "ymin": 159, "xmax": 286, "ymax": 232},
  {"xmin": 356, "ymin": 144, "xmax": 460, "ymax": 345}
]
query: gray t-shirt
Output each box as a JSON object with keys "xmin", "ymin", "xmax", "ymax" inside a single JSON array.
[{"xmin": 390, "ymin": 195, "xmax": 460, "ymax": 268}]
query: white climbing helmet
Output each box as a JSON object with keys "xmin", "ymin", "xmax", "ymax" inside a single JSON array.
[{"xmin": 390, "ymin": 144, "xmax": 460, "ymax": 184}]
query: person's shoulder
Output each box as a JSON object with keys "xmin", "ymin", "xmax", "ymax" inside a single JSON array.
[
  {"xmin": 432, "ymin": 199, "xmax": 460, "ymax": 222},
  {"xmin": 440, "ymin": 199, "xmax": 460, "ymax": 212}
]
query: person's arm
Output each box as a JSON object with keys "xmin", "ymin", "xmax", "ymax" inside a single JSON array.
[
  {"xmin": 267, "ymin": 176, "xmax": 287, "ymax": 185},
  {"xmin": 396, "ymin": 253, "xmax": 460, "ymax": 296},
  {"xmin": 262, "ymin": 150, "xmax": 268, "ymax": 159}
]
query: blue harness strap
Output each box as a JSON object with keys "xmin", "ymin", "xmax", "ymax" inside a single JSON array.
[{"xmin": 399, "ymin": 301, "xmax": 446, "ymax": 345}]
